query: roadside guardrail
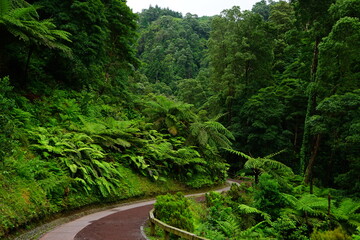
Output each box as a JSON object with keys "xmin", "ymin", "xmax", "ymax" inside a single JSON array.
[{"xmin": 148, "ymin": 208, "xmax": 209, "ymax": 240}]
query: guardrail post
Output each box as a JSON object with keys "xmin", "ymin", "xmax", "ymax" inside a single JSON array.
[
  {"xmin": 164, "ymin": 230, "xmax": 170, "ymax": 240},
  {"xmin": 149, "ymin": 208, "xmax": 209, "ymax": 240},
  {"xmin": 150, "ymin": 221, "xmax": 155, "ymax": 236}
]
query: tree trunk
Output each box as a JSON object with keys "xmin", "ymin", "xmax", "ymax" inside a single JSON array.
[
  {"xmin": 0, "ymin": 48, "xmax": 7, "ymax": 78},
  {"xmin": 299, "ymin": 37, "xmax": 321, "ymax": 175},
  {"xmin": 254, "ymin": 169, "xmax": 261, "ymax": 184},
  {"xmin": 294, "ymin": 123, "xmax": 298, "ymax": 148},
  {"xmin": 304, "ymin": 133, "xmax": 321, "ymax": 188},
  {"xmin": 23, "ymin": 45, "xmax": 34, "ymax": 88}
]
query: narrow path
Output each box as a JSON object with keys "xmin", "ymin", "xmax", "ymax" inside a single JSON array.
[
  {"xmin": 39, "ymin": 199, "xmax": 156, "ymax": 240},
  {"xmin": 74, "ymin": 204, "xmax": 152, "ymax": 240},
  {"xmin": 39, "ymin": 181, "xmax": 238, "ymax": 240}
]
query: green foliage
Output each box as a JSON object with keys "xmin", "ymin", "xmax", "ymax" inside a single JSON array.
[
  {"xmin": 310, "ymin": 228, "xmax": 351, "ymax": 240},
  {"xmin": 272, "ymin": 215, "xmax": 309, "ymax": 240},
  {"xmin": 0, "ymin": 0, "xmax": 71, "ymax": 51},
  {"xmin": 142, "ymin": 95, "xmax": 196, "ymax": 135},
  {"xmin": 208, "ymin": 6, "xmax": 274, "ymax": 127},
  {"xmin": 137, "ymin": 10, "xmax": 210, "ymax": 92},
  {"xmin": 353, "ymin": 227, "xmax": 360, "ymax": 239},
  {"xmin": 138, "ymin": 5, "xmax": 183, "ymax": 28},
  {"xmin": 28, "ymin": 127, "xmax": 123, "ymax": 197},
  {"xmin": 0, "ymin": 174, "xmax": 48, "ymax": 236},
  {"xmin": 190, "ymin": 119, "xmax": 235, "ymax": 151},
  {"xmin": 8, "ymin": 0, "xmax": 139, "ymax": 89},
  {"xmin": 312, "ymin": 91, "xmax": 360, "ymax": 195},
  {"xmin": 317, "ymin": 17, "xmax": 360, "ymax": 95},
  {"xmin": 332, "ymin": 198, "xmax": 360, "ymax": 228},
  {"xmin": 0, "ymin": 77, "xmax": 15, "ymax": 161},
  {"xmin": 154, "ymin": 192, "xmax": 195, "ymax": 232},
  {"xmin": 226, "ymin": 148, "xmax": 293, "ymax": 184},
  {"xmin": 1, "ymin": 0, "xmax": 359, "ymax": 238},
  {"xmin": 254, "ymin": 174, "xmax": 288, "ymax": 218}
]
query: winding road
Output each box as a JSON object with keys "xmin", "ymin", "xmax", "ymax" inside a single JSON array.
[{"xmin": 39, "ymin": 181, "xmax": 237, "ymax": 240}]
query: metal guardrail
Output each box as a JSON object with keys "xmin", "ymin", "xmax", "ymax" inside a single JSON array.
[
  {"xmin": 148, "ymin": 208, "xmax": 209, "ymax": 240},
  {"xmin": 147, "ymin": 179, "xmax": 253, "ymax": 239}
]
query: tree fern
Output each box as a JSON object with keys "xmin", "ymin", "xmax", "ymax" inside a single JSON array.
[
  {"xmin": 190, "ymin": 120, "xmax": 234, "ymax": 150},
  {"xmin": 333, "ymin": 198, "xmax": 360, "ymax": 227},
  {"xmin": 74, "ymin": 116, "xmax": 139, "ymax": 150},
  {"xmin": 237, "ymin": 221, "xmax": 268, "ymax": 238},
  {"xmin": 142, "ymin": 95, "xmax": 196, "ymax": 135},
  {"xmin": 285, "ymin": 194, "xmax": 329, "ymax": 219},
  {"xmin": 238, "ymin": 204, "xmax": 271, "ymax": 222},
  {"xmin": 226, "ymin": 148, "xmax": 293, "ymax": 183},
  {"xmin": 0, "ymin": 0, "xmax": 71, "ymax": 53},
  {"xmin": 215, "ymin": 213, "xmax": 240, "ymax": 237}
]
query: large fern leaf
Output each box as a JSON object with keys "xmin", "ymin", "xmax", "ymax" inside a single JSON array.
[
  {"xmin": 237, "ymin": 221, "xmax": 267, "ymax": 238},
  {"xmin": 216, "ymin": 214, "xmax": 240, "ymax": 237},
  {"xmin": 0, "ymin": 0, "xmax": 11, "ymax": 17},
  {"xmin": 238, "ymin": 204, "xmax": 271, "ymax": 222},
  {"xmin": 224, "ymin": 148, "xmax": 253, "ymax": 160},
  {"xmin": 333, "ymin": 198, "xmax": 360, "ymax": 227}
]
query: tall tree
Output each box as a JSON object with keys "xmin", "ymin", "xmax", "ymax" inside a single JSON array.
[
  {"xmin": 294, "ymin": 0, "xmax": 336, "ymax": 179},
  {"xmin": 33, "ymin": 0, "xmax": 138, "ymax": 90},
  {"xmin": 137, "ymin": 10, "xmax": 210, "ymax": 93},
  {"xmin": 208, "ymin": 7, "xmax": 274, "ymax": 124}
]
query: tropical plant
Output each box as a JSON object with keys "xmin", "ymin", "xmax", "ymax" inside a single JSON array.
[
  {"xmin": 28, "ymin": 127, "xmax": 123, "ymax": 197},
  {"xmin": 226, "ymin": 148, "xmax": 293, "ymax": 184},
  {"xmin": 0, "ymin": 0, "xmax": 71, "ymax": 84},
  {"xmin": 311, "ymin": 228, "xmax": 351, "ymax": 240},
  {"xmin": 0, "ymin": 77, "xmax": 15, "ymax": 161},
  {"xmin": 154, "ymin": 192, "xmax": 195, "ymax": 232},
  {"xmin": 142, "ymin": 95, "xmax": 196, "ymax": 136},
  {"xmin": 189, "ymin": 117, "xmax": 235, "ymax": 151},
  {"xmin": 0, "ymin": 0, "xmax": 71, "ymax": 50},
  {"xmin": 332, "ymin": 198, "xmax": 360, "ymax": 229}
]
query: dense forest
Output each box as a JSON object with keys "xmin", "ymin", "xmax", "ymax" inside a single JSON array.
[{"xmin": 0, "ymin": 0, "xmax": 359, "ymax": 239}]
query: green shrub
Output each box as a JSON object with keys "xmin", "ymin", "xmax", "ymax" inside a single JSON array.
[
  {"xmin": 185, "ymin": 173, "xmax": 214, "ymax": 188},
  {"xmin": 0, "ymin": 174, "xmax": 49, "ymax": 237},
  {"xmin": 254, "ymin": 173, "xmax": 286, "ymax": 218},
  {"xmin": 272, "ymin": 215, "xmax": 309, "ymax": 240},
  {"xmin": 310, "ymin": 228, "xmax": 351, "ymax": 240},
  {"xmin": 0, "ymin": 77, "xmax": 15, "ymax": 162},
  {"xmin": 154, "ymin": 192, "xmax": 195, "ymax": 232},
  {"xmin": 352, "ymin": 227, "xmax": 360, "ymax": 240}
]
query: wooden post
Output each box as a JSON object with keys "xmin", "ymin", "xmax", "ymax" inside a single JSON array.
[
  {"xmin": 164, "ymin": 230, "xmax": 170, "ymax": 240},
  {"xmin": 328, "ymin": 193, "xmax": 331, "ymax": 215},
  {"xmin": 150, "ymin": 221, "xmax": 156, "ymax": 236}
]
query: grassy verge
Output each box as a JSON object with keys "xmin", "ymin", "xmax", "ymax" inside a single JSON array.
[{"xmin": 3, "ymin": 167, "xmax": 187, "ymax": 240}]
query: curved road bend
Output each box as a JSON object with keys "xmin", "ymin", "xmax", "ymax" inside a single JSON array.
[{"xmin": 40, "ymin": 181, "xmax": 238, "ymax": 240}]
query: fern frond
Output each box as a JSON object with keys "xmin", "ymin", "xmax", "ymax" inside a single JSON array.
[
  {"xmin": 238, "ymin": 221, "xmax": 267, "ymax": 238},
  {"xmin": 264, "ymin": 149, "xmax": 287, "ymax": 159},
  {"xmin": 295, "ymin": 194, "xmax": 328, "ymax": 217},
  {"xmin": 8, "ymin": 6, "xmax": 37, "ymax": 19},
  {"xmin": 224, "ymin": 148, "xmax": 252, "ymax": 160},
  {"xmin": 216, "ymin": 215, "xmax": 240, "ymax": 237},
  {"xmin": 238, "ymin": 204, "xmax": 271, "ymax": 222},
  {"xmin": 281, "ymin": 193, "xmax": 298, "ymax": 206},
  {"xmin": 333, "ymin": 198, "xmax": 360, "ymax": 226},
  {"xmin": 0, "ymin": 0, "xmax": 11, "ymax": 17}
]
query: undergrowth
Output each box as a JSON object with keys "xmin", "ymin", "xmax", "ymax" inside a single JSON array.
[{"xmin": 0, "ymin": 78, "xmax": 231, "ymax": 238}]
